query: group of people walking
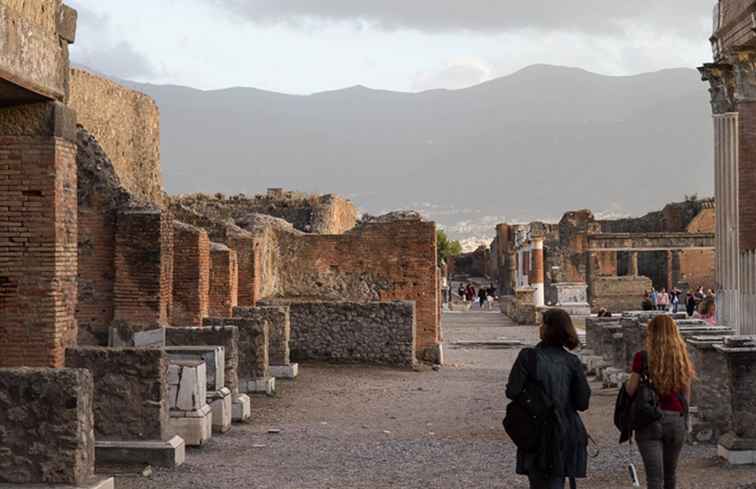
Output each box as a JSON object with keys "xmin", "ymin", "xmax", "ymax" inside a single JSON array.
[
  {"xmin": 505, "ymin": 309, "xmax": 695, "ymax": 489},
  {"xmin": 457, "ymin": 283, "xmax": 497, "ymax": 310}
]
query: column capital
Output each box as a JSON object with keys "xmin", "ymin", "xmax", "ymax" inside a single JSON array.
[{"xmin": 700, "ymin": 62, "xmax": 737, "ymax": 114}]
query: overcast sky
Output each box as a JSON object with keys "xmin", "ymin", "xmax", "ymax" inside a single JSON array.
[{"xmin": 67, "ymin": 0, "xmax": 716, "ymax": 94}]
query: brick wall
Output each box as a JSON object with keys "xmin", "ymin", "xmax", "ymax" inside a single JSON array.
[
  {"xmin": 68, "ymin": 69, "xmax": 163, "ymax": 205},
  {"xmin": 591, "ymin": 276, "xmax": 652, "ymax": 313},
  {"xmin": 171, "ymin": 221, "xmax": 210, "ymax": 325},
  {"xmin": 739, "ymin": 102, "xmax": 756, "ymax": 250},
  {"xmin": 0, "ymin": 134, "xmax": 77, "ymax": 368},
  {"xmin": 209, "ymin": 243, "xmax": 238, "ymax": 318},
  {"xmin": 270, "ymin": 219, "xmax": 440, "ymax": 361},
  {"xmin": 113, "ymin": 209, "xmax": 173, "ymax": 329}
]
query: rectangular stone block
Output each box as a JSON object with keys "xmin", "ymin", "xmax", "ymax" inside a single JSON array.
[
  {"xmin": 165, "ymin": 346, "xmax": 224, "ymax": 392},
  {"xmin": 204, "ymin": 317, "xmax": 270, "ymax": 384},
  {"xmin": 0, "ymin": 368, "xmax": 94, "ymax": 485},
  {"xmin": 95, "ymin": 435, "xmax": 185, "ymax": 468},
  {"xmin": 234, "ymin": 306, "xmax": 291, "ymax": 366},
  {"xmin": 65, "ymin": 347, "xmax": 169, "ymax": 442},
  {"xmin": 209, "ymin": 387, "xmax": 233, "ymax": 433},
  {"xmin": 165, "ymin": 325, "xmax": 239, "ymax": 396},
  {"xmin": 232, "ymin": 394, "xmax": 252, "ymax": 423},
  {"xmin": 167, "ymin": 360, "xmax": 207, "ymax": 412},
  {"xmin": 168, "ymin": 405, "xmax": 212, "ymax": 447}
]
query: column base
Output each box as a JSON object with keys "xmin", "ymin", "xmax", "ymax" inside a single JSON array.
[
  {"xmin": 95, "ymin": 436, "xmax": 185, "ymax": 468},
  {"xmin": 169, "ymin": 405, "xmax": 213, "ymax": 447},
  {"xmin": 232, "ymin": 394, "xmax": 251, "ymax": 422},
  {"xmin": 270, "ymin": 363, "xmax": 299, "ymax": 379},
  {"xmin": 718, "ymin": 432, "xmax": 756, "ymax": 465},
  {"xmin": 209, "ymin": 387, "xmax": 232, "ymax": 434},
  {"xmin": 241, "ymin": 377, "xmax": 276, "ymax": 396},
  {"xmin": 0, "ymin": 477, "xmax": 114, "ymax": 489}
]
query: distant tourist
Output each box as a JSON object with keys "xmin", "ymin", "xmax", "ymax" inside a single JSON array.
[
  {"xmin": 670, "ymin": 288, "xmax": 681, "ymax": 314},
  {"xmin": 694, "ymin": 299, "xmax": 717, "ymax": 326},
  {"xmin": 650, "ymin": 289, "xmax": 659, "ymax": 310},
  {"xmin": 625, "ymin": 315, "xmax": 695, "ymax": 489},
  {"xmin": 642, "ymin": 291, "xmax": 654, "ymax": 311},
  {"xmin": 478, "ymin": 287, "xmax": 488, "ymax": 310},
  {"xmin": 694, "ymin": 287, "xmax": 705, "ymax": 306},
  {"xmin": 598, "ymin": 308, "xmax": 613, "ymax": 318},
  {"xmin": 505, "ymin": 309, "xmax": 591, "ymax": 489},
  {"xmin": 458, "ymin": 285, "xmax": 465, "ymax": 301},
  {"xmin": 706, "ymin": 288, "xmax": 716, "ymax": 299},
  {"xmin": 657, "ymin": 288, "xmax": 670, "ymax": 312},
  {"xmin": 686, "ymin": 293, "xmax": 697, "ymax": 317}
]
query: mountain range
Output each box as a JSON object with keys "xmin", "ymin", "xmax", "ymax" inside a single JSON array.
[{"xmin": 118, "ymin": 64, "xmax": 714, "ymax": 242}]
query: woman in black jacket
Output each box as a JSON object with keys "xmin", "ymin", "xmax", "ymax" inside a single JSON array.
[{"xmin": 506, "ymin": 309, "xmax": 592, "ymax": 489}]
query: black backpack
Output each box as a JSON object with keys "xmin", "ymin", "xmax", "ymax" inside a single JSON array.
[
  {"xmin": 631, "ymin": 352, "xmax": 663, "ymax": 431},
  {"xmin": 503, "ymin": 349, "xmax": 556, "ymax": 453}
]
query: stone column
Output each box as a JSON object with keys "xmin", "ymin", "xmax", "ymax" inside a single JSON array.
[
  {"xmin": 715, "ymin": 337, "xmax": 756, "ymax": 464},
  {"xmin": 629, "ymin": 251, "xmax": 639, "ymax": 277},
  {"xmin": 530, "ymin": 237, "xmax": 545, "ymax": 307},
  {"xmin": 666, "ymin": 250, "xmax": 674, "ymax": 291},
  {"xmin": 507, "ymin": 251, "xmax": 517, "ymax": 294},
  {"xmin": 0, "ymin": 102, "xmax": 78, "ymax": 368}
]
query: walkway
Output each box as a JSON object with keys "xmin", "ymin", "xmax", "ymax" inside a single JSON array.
[{"xmin": 116, "ymin": 312, "xmax": 756, "ymax": 489}]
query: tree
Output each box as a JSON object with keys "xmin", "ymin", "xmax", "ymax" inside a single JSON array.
[{"xmin": 437, "ymin": 229, "xmax": 462, "ymax": 265}]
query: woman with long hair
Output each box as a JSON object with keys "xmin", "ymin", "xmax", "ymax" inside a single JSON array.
[
  {"xmin": 506, "ymin": 309, "xmax": 591, "ymax": 489},
  {"xmin": 694, "ymin": 299, "xmax": 717, "ymax": 326},
  {"xmin": 626, "ymin": 315, "xmax": 696, "ymax": 489}
]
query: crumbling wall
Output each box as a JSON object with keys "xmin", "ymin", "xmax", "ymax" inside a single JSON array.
[
  {"xmin": 284, "ymin": 301, "xmax": 416, "ymax": 367},
  {"xmin": 170, "ymin": 190, "xmax": 357, "ymax": 234},
  {"xmin": 171, "ymin": 221, "xmax": 210, "ymax": 325},
  {"xmin": 591, "ymin": 276, "xmax": 652, "ymax": 313},
  {"xmin": 69, "ymin": 69, "xmax": 163, "ymax": 205}
]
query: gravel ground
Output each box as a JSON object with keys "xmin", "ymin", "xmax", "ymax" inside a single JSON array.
[{"xmin": 114, "ymin": 311, "xmax": 756, "ymax": 489}]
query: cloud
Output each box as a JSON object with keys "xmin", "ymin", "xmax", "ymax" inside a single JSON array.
[
  {"xmin": 210, "ymin": 0, "xmax": 713, "ymax": 37},
  {"xmin": 68, "ymin": 3, "xmax": 158, "ymax": 80},
  {"xmin": 413, "ymin": 60, "xmax": 493, "ymax": 91}
]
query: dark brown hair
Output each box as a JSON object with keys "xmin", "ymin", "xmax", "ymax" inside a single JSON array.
[{"xmin": 541, "ymin": 308, "xmax": 580, "ymax": 350}]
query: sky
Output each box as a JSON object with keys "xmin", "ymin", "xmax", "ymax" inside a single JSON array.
[{"xmin": 67, "ymin": 0, "xmax": 717, "ymax": 94}]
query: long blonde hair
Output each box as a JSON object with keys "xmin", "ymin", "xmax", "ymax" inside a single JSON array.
[{"xmin": 644, "ymin": 315, "xmax": 696, "ymax": 395}]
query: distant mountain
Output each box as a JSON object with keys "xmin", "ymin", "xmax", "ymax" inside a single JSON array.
[{"xmin": 120, "ymin": 65, "xmax": 713, "ymax": 241}]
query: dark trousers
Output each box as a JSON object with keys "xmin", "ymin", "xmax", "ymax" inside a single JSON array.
[
  {"xmin": 636, "ymin": 411, "xmax": 686, "ymax": 489},
  {"xmin": 528, "ymin": 476, "xmax": 565, "ymax": 489}
]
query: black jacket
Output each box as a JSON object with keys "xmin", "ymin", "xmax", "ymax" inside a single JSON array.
[{"xmin": 506, "ymin": 344, "xmax": 591, "ymax": 478}]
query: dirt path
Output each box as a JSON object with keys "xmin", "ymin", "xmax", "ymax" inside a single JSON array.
[{"xmin": 115, "ymin": 312, "xmax": 756, "ymax": 489}]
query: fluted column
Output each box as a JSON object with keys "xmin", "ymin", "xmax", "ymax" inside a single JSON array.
[{"xmin": 530, "ymin": 237, "xmax": 545, "ymax": 307}]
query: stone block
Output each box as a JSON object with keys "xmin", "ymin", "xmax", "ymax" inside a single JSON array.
[
  {"xmin": 204, "ymin": 317, "xmax": 270, "ymax": 385},
  {"xmin": 270, "ymin": 363, "xmax": 299, "ymax": 379},
  {"xmin": 0, "ymin": 368, "xmax": 95, "ymax": 485},
  {"xmin": 209, "ymin": 387, "xmax": 233, "ymax": 433},
  {"xmin": 243, "ymin": 377, "xmax": 276, "ymax": 396},
  {"xmin": 232, "ymin": 394, "xmax": 252, "ymax": 423},
  {"xmin": 0, "ymin": 478, "xmax": 115, "ymax": 489},
  {"xmin": 168, "ymin": 405, "xmax": 212, "ymax": 447},
  {"xmin": 94, "ymin": 436, "xmax": 185, "ymax": 468},
  {"xmin": 65, "ymin": 348, "xmax": 169, "ymax": 442},
  {"xmin": 234, "ymin": 306, "xmax": 291, "ymax": 366},
  {"xmin": 165, "ymin": 346, "xmax": 225, "ymax": 392},
  {"xmin": 165, "ymin": 325, "xmax": 240, "ymax": 396},
  {"xmin": 719, "ymin": 432, "xmax": 756, "ymax": 465},
  {"xmin": 167, "ymin": 360, "xmax": 207, "ymax": 412}
]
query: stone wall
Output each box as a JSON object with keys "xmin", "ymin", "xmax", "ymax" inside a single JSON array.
[
  {"xmin": 170, "ymin": 190, "xmax": 357, "ymax": 234},
  {"xmin": 165, "ymin": 325, "xmax": 240, "ymax": 395},
  {"xmin": 65, "ymin": 347, "xmax": 170, "ymax": 442},
  {"xmin": 283, "ymin": 301, "xmax": 416, "ymax": 367},
  {"xmin": 0, "ymin": 104, "xmax": 78, "ymax": 368},
  {"xmin": 0, "ymin": 367, "xmax": 94, "ymax": 485},
  {"xmin": 68, "ymin": 69, "xmax": 163, "ymax": 205},
  {"xmin": 171, "ymin": 221, "xmax": 210, "ymax": 325},
  {"xmin": 591, "ymin": 276, "xmax": 652, "ymax": 313}
]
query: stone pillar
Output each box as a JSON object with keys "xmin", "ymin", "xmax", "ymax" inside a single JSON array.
[
  {"xmin": 671, "ymin": 250, "xmax": 682, "ymax": 288},
  {"xmin": 666, "ymin": 250, "xmax": 674, "ymax": 291},
  {"xmin": 507, "ymin": 251, "xmax": 517, "ymax": 294},
  {"xmin": 171, "ymin": 221, "xmax": 210, "ymax": 326},
  {"xmin": 716, "ymin": 337, "xmax": 756, "ymax": 464},
  {"xmin": 530, "ymin": 237, "xmax": 545, "ymax": 307},
  {"xmin": 629, "ymin": 252, "xmax": 639, "ymax": 277},
  {"xmin": 0, "ymin": 102, "xmax": 78, "ymax": 368},
  {"xmin": 209, "ymin": 243, "xmax": 239, "ymax": 318},
  {"xmin": 114, "ymin": 209, "xmax": 174, "ymax": 330},
  {"xmin": 687, "ymin": 336, "xmax": 732, "ymax": 444},
  {"xmin": 234, "ymin": 306, "xmax": 298, "ymax": 379}
]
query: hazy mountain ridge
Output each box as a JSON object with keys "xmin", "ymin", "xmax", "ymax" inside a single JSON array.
[{"xmin": 117, "ymin": 65, "xmax": 713, "ymax": 241}]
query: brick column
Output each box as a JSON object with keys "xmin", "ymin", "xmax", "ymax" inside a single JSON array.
[
  {"xmin": 0, "ymin": 102, "xmax": 78, "ymax": 368},
  {"xmin": 530, "ymin": 237, "xmax": 545, "ymax": 307},
  {"xmin": 209, "ymin": 243, "xmax": 238, "ymax": 318},
  {"xmin": 114, "ymin": 209, "xmax": 174, "ymax": 330},
  {"xmin": 171, "ymin": 222, "xmax": 210, "ymax": 325}
]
